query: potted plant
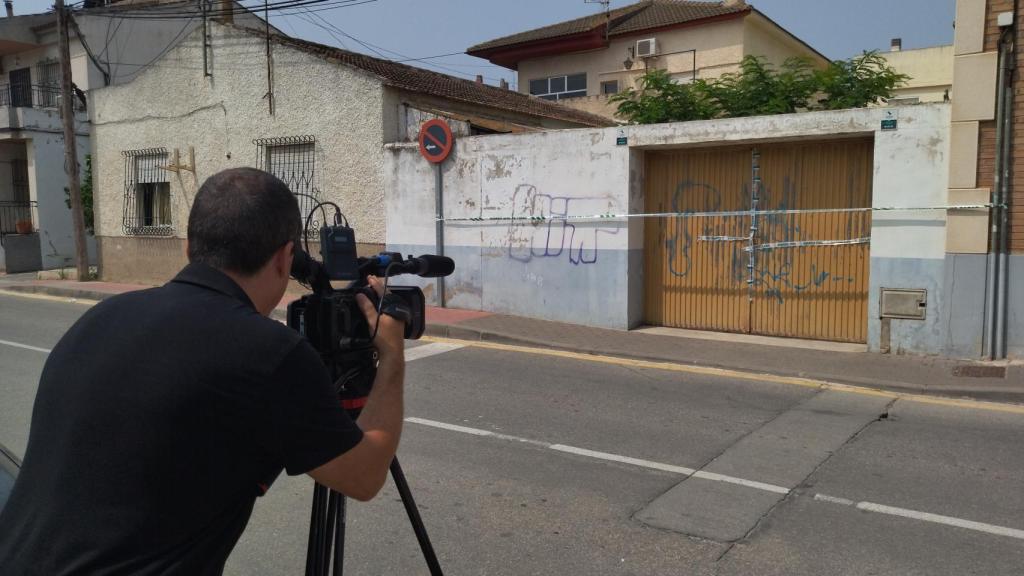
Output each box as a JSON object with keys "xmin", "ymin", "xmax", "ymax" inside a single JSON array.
[{"xmin": 15, "ymin": 219, "xmax": 32, "ymax": 234}]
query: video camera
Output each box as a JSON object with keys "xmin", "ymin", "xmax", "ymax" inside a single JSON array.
[{"xmin": 288, "ymin": 215, "xmax": 453, "ymax": 412}]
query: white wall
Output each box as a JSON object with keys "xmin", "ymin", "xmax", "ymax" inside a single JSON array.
[
  {"xmin": 91, "ymin": 23, "xmax": 388, "ymax": 246},
  {"xmin": 385, "ymin": 127, "xmax": 633, "ymax": 326},
  {"xmin": 25, "ymin": 130, "xmax": 95, "ymax": 270},
  {"xmin": 385, "ymin": 104, "xmax": 953, "ymax": 336}
]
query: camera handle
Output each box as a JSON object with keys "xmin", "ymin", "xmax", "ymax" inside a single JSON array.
[{"xmin": 305, "ymin": 457, "xmax": 443, "ymax": 576}]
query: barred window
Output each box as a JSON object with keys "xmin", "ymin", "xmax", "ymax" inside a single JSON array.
[
  {"xmin": 254, "ymin": 135, "xmax": 319, "ymax": 234},
  {"xmin": 36, "ymin": 60, "xmax": 60, "ymax": 108},
  {"xmin": 122, "ymin": 148, "xmax": 173, "ymax": 236}
]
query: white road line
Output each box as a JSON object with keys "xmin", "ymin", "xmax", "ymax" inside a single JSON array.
[
  {"xmin": 549, "ymin": 444, "xmax": 698, "ymax": 476},
  {"xmin": 856, "ymin": 501, "xmax": 1024, "ymax": 541},
  {"xmin": 814, "ymin": 493, "xmax": 1024, "ymax": 541},
  {"xmin": 406, "ymin": 416, "xmax": 1024, "ymax": 542},
  {"xmin": 405, "ymin": 417, "xmax": 493, "ymax": 436},
  {"xmin": 0, "ymin": 339, "xmax": 51, "ymax": 354},
  {"xmin": 405, "ymin": 417, "xmax": 783, "ymax": 488},
  {"xmin": 0, "ymin": 337, "xmax": 463, "ymax": 361},
  {"xmin": 813, "ymin": 493, "xmax": 855, "ymax": 506},
  {"xmin": 405, "ymin": 342, "xmax": 465, "ymax": 362},
  {"xmin": 690, "ymin": 470, "xmax": 790, "ymax": 495}
]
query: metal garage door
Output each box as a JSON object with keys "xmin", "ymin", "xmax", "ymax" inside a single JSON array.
[{"xmin": 644, "ymin": 139, "xmax": 873, "ymax": 343}]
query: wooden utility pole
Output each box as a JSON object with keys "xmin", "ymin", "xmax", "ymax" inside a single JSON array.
[{"xmin": 57, "ymin": 0, "xmax": 90, "ymax": 281}]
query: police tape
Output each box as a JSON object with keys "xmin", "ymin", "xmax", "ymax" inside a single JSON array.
[{"xmin": 438, "ymin": 204, "xmax": 1002, "ymax": 223}]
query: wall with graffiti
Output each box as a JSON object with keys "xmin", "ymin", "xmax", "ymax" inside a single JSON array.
[
  {"xmin": 385, "ymin": 128, "xmax": 633, "ymax": 328},
  {"xmin": 383, "ymin": 104, "xmax": 991, "ymax": 357}
]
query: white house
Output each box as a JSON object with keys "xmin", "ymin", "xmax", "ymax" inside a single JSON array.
[
  {"xmin": 89, "ymin": 22, "xmax": 611, "ymax": 285},
  {"xmin": 0, "ymin": 0, "xmax": 270, "ymax": 271}
]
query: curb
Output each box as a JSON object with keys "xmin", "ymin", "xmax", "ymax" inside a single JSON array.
[
  {"xmin": 423, "ymin": 324, "xmax": 1024, "ymax": 405},
  {"xmin": 1, "ymin": 284, "xmax": 118, "ymax": 303},
  {"xmin": 5, "ymin": 284, "xmax": 1023, "ymax": 405}
]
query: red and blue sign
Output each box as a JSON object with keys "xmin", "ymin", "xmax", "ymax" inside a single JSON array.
[{"xmin": 418, "ymin": 119, "xmax": 454, "ymax": 163}]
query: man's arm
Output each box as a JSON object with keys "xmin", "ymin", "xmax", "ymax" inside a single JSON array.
[{"xmin": 307, "ymin": 276, "xmax": 405, "ymax": 501}]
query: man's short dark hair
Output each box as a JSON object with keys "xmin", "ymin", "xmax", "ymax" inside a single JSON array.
[{"xmin": 187, "ymin": 168, "xmax": 301, "ymax": 275}]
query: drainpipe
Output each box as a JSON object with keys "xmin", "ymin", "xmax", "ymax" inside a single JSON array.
[
  {"xmin": 985, "ymin": 33, "xmax": 1009, "ymax": 359},
  {"xmin": 994, "ymin": 10, "xmax": 1017, "ymax": 359},
  {"xmin": 989, "ymin": 22, "xmax": 1015, "ymax": 360}
]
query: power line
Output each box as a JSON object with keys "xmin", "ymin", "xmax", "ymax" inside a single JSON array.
[{"xmin": 80, "ymin": 0, "xmax": 376, "ymax": 20}]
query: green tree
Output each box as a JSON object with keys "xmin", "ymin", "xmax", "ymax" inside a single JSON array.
[
  {"xmin": 609, "ymin": 69, "xmax": 717, "ymax": 124},
  {"xmin": 815, "ymin": 50, "xmax": 909, "ymax": 110},
  {"xmin": 705, "ymin": 55, "xmax": 818, "ymax": 117},
  {"xmin": 64, "ymin": 154, "xmax": 94, "ymax": 235},
  {"xmin": 613, "ymin": 52, "xmax": 911, "ymax": 125}
]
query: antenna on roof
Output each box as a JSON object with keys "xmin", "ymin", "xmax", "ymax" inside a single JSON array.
[{"xmin": 584, "ymin": 0, "xmax": 612, "ymax": 40}]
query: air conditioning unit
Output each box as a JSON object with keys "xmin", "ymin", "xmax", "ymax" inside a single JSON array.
[{"xmin": 636, "ymin": 38, "xmax": 657, "ymax": 58}]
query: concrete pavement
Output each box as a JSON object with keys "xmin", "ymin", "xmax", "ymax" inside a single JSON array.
[{"xmin": 2, "ymin": 293, "xmax": 1024, "ymax": 574}]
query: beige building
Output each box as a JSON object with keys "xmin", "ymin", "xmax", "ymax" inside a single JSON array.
[
  {"xmin": 467, "ymin": 0, "xmax": 828, "ymax": 120},
  {"xmin": 879, "ymin": 40, "xmax": 954, "ymax": 103}
]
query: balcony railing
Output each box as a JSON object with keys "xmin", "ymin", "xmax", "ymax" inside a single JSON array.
[
  {"xmin": 0, "ymin": 83, "xmax": 84, "ymax": 111},
  {"xmin": 0, "ymin": 201, "xmax": 37, "ymax": 246}
]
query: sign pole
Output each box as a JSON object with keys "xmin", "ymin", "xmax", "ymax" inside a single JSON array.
[
  {"xmin": 418, "ymin": 119, "xmax": 454, "ymax": 308},
  {"xmin": 435, "ymin": 164, "xmax": 445, "ymax": 307}
]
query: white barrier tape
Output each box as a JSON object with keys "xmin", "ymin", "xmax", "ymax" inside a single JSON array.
[{"xmin": 439, "ymin": 204, "xmax": 1001, "ymax": 224}]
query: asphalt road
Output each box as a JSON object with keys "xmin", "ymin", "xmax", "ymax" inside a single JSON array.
[{"xmin": 1, "ymin": 292, "xmax": 1023, "ymax": 575}]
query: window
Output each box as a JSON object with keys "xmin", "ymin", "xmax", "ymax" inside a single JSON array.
[
  {"xmin": 254, "ymin": 135, "xmax": 319, "ymax": 234},
  {"xmin": 600, "ymin": 80, "xmax": 619, "ymax": 95},
  {"xmin": 529, "ymin": 73, "xmax": 587, "ymax": 100},
  {"xmin": 11, "ymin": 159, "xmax": 29, "ymax": 204},
  {"xmin": 122, "ymin": 149, "xmax": 172, "ymax": 236},
  {"xmin": 36, "ymin": 61, "xmax": 60, "ymax": 108}
]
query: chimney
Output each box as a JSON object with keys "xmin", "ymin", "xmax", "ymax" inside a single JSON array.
[
  {"xmin": 475, "ymin": 74, "xmax": 483, "ymax": 84},
  {"xmin": 217, "ymin": 0, "xmax": 234, "ymax": 24},
  {"xmin": 5, "ymin": 1, "xmax": 13, "ymax": 18},
  {"xmin": 499, "ymin": 78, "xmax": 508, "ymax": 90},
  {"xmin": 890, "ymin": 38, "xmax": 902, "ymax": 52}
]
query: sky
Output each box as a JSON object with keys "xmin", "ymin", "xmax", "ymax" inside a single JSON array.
[{"xmin": 16, "ymin": 0, "xmax": 956, "ymax": 89}]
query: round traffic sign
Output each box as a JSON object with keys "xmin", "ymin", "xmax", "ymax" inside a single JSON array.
[{"xmin": 418, "ymin": 119, "xmax": 454, "ymax": 163}]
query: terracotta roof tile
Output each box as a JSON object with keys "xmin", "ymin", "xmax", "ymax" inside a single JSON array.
[
  {"xmin": 244, "ymin": 29, "xmax": 613, "ymax": 128},
  {"xmin": 467, "ymin": 0, "xmax": 748, "ymax": 53}
]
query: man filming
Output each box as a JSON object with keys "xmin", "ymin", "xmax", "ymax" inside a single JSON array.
[{"xmin": 0, "ymin": 168, "xmax": 406, "ymax": 574}]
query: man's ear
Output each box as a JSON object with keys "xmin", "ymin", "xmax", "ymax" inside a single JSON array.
[{"xmin": 276, "ymin": 240, "xmax": 294, "ymax": 279}]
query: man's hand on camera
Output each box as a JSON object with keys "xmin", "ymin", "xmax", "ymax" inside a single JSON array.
[{"xmin": 356, "ymin": 275, "xmax": 405, "ymax": 359}]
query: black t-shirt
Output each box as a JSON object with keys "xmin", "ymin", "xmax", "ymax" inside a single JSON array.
[{"xmin": 0, "ymin": 263, "xmax": 363, "ymax": 575}]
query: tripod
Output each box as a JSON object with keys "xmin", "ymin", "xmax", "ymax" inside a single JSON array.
[{"xmin": 304, "ymin": 457, "xmax": 443, "ymax": 576}]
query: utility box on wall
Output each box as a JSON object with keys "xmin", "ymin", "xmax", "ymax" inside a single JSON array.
[
  {"xmin": 880, "ymin": 288, "xmax": 928, "ymax": 320},
  {"xmin": 3, "ymin": 233, "xmax": 42, "ymax": 274}
]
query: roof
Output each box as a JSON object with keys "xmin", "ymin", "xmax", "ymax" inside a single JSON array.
[
  {"xmin": 237, "ymin": 28, "xmax": 613, "ymax": 128},
  {"xmin": 467, "ymin": 0, "xmax": 749, "ymax": 54}
]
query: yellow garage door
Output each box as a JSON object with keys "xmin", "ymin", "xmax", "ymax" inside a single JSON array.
[{"xmin": 644, "ymin": 139, "xmax": 873, "ymax": 343}]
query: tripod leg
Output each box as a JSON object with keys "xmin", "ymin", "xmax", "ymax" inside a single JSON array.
[
  {"xmin": 333, "ymin": 493, "xmax": 346, "ymax": 576},
  {"xmin": 322, "ymin": 490, "xmax": 338, "ymax": 576},
  {"xmin": 390, "ymin": 458, "xmax": 444, "ymax": 576},
  {"xmin": 306, "ymin": 482, "xmax": 326, "ymax": 576}
]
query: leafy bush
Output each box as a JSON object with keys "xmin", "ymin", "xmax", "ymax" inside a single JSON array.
[{"xmin": 613, "ymin": 51, "xmax": 908, "ymax": 124}]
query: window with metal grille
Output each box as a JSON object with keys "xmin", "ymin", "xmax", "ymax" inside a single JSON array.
[
  {"xmin": 254, "ymin": 135, "xmax": 319, "ymax": 234},
  {"xmin": 36, "ymin": 60, "xmax": 60, "ymax": 108},
  {"xmin": 11, "ymin": 159, "xmax": 29, "ymax": 203},
  {"xmin": 122, "ymin": 149, "xmax": 172, "ymax": 236}
]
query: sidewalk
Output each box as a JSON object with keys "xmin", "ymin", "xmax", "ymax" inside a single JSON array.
[{"xmin": 3, "ymin": 274, "xmax": 1021, "ymax": 404}]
